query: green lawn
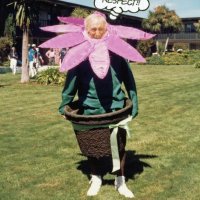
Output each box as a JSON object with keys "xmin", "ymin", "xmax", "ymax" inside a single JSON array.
[{"xmin": 0, "ymin": 65, "xmax": 200, "ymax": 200}]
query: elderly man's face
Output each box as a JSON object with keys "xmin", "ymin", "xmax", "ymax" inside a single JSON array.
[{"xmin": 86, "ymin": 19, "xmax": 107, "ymax": 39}]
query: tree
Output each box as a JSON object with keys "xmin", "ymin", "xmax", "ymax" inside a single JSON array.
[
  {"xmin": 194, "ymin": 20, "xmax": 200, "ymax": 33},
  {"xmin": 71, "ymin": 7, "xmax": 92, "ymax": 18},
  {"xmin": 4, "ymin": 14, "xmax": 16, "ymax": 42},
  {"xmin": 137, "ymin": 39, "xmax": 155, "ymax": 57},
  {"xmin": 0, "ymin": 37, "xmax": 13, "ymax": 64},
  {"xmin": 142, "ymin": 5, "xmax": 183, "ymax": 55},
  {"xmin": 9, "ymin": 0, "xmax": 38, "ymax": 83}
]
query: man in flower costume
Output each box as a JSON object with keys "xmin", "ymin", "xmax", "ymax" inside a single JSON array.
[{"xmin": 40, "ymin": 11, "xmax": 154, "ymax": 198}]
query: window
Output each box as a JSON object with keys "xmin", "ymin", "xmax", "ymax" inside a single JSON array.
[
  {"xmin": 39, "ymin": 11, "xmax": 51, "ymax": 26},
  {"xmin": 185, "ymin": 24, "xmax": 192, "ymax": 32}
]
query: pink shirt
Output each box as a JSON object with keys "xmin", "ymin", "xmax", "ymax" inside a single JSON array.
[{"xmin": 46, "ymin": 50, "xmax": 55, "ymax": 58}]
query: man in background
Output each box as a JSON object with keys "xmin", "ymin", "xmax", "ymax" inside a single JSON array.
[
  {"xmin": 28, "ymin": 44, "xmax": 37, "ymax": 77},
  {"xmin": 45, "ymin": 48, "xmax": 55, "ymax": 66}
]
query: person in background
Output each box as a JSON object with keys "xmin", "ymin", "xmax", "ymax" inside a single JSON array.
[
  {"xmin": 45, "ymin": 48, "xmax": 55, "ymax": 66},
  {"xmin": 28, "ymin": 43, "xmax": 31, "ymax": 51},
  {"xmin": 59, "ymin": 48, "xmax": 68, "ymax": 65},
  {"xmin": 28, "ymin": 44, "xmax": 37, "ymax": 77},
  {"xmin": 8, "ymin": 46, "xmax": 18, "ymax": 75},
  {"xmin": 35, "ymin": 47, "xmax": 44, "ymax": 69}
]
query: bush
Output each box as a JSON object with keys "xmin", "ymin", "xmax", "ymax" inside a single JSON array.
[
  {"xmin": 173, "ymin": 43, "xmax": 189, "ymax": 51},
  {"xmin": 2, "ymin": 60, "xmax": 10, "ymax": 67},
  {"xmin": 157, "ymin": 42, "xmax": 165, "ymax": 55},
  {"xmin": 137, "ymin": 39, "xmax": 154, "ymax": 57},
  {"xmin": 163, "ymin": 51, "xmax": 200, "ymax": 65},
  {"xmin": 146, "ymin": 50, "xmax": 200, "ymax": 65},
  {"xmin": 186, "ymin": 50, "xmax": 200, "ymax": 62},
  {"xmin": 194, "ymin": 61, "xmax": 200, "ymax": 68},
  {"xmin": 163, "ymin": 52, "xmax": 188, "ymax": 65},
  {"xmin": 36, "ymin": 67, "xmax": 66, "ymax": 85},
  {"xmin": 146, "ymin": 55, "xmax": 165, "ymax": 65},
  {"xmin": 0, "ymin": 37, "xmax": 12, "ymax": 65}
]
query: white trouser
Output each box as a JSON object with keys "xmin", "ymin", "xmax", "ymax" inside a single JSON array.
[
  {"xmin": 35, "ymin": 61, "xmax": 40, "ymax": 69},
  {"xmin": 29, "ymin": 61, "xmax": 37, "ymax": 77},
  {"xmin": 10, "ymin": 58, "xmax": 17, "ymax": 74}
]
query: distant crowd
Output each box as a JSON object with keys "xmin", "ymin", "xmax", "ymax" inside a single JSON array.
[{"xmin": 8, "ymin": 44, "xmax": 68, "ymax": 76}]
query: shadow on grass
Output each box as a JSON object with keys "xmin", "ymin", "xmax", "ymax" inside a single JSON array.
[
  {"xmin": 0, "ymin": 84, "xmax": 11, "ymax": 88},
  {"xmin": 76, "ymin": 150, "xmax": 157, "ymax": 185}
]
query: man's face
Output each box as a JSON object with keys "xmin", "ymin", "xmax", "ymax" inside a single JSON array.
[{"xmin": 86, "ymin": 19, "xmax": 107, "ymax": 39}]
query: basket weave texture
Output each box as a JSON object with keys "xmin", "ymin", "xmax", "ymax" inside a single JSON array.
[
  {"xmin": 64, "ymin": 99, "xmax": 133, "ymax": 157},
  {"xmin": 64, "ymin": 99, "xmax": 132, "ymax": 125},
  {"xmin": 75, "ymin": 127, "xmax": 127, "ymax": 158}
]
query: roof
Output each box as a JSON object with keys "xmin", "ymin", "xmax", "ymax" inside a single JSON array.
[{"xmin": 42, "ymin": 0, "xmax": 144, "ymax": 20}]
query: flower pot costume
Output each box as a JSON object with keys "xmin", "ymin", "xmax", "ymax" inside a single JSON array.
[{"xmin": 39, "ymin": 12, "xmax": 155, "ymax": 197}]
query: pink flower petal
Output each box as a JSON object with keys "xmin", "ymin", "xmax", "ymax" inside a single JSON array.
[
  {"xmin": 60, "ymin": 41, "xmax": 93, "ymax": 72},
  {"xmin": 40, "ymin": 24, "xmax": 82, "ymax": 33},
  {"xmin": 107, "ymin": 36, "xmax": 146, "ymax": 63},
  {"xmin": 89, "ymin": 42, "xmax": 110, "ymax": 79},
  {"xmin": 39, "ymin": 32, "xmax": 85, "ymax": 48},
  {"xmin": 109, "ymin": 25, "xmax": 156, "ymax": 40},
  {"xmin": 57, "ymin": 16, "xmax": 84, "ymax": 26}
]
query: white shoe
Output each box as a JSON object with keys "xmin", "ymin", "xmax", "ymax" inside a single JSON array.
[
  {"xmin": 87, "ymin": 175, "xmax": 102, "ymax": 196},
  {"xmin": 115, "ymin": 176, "xmax": 135, "ymax": 198}
]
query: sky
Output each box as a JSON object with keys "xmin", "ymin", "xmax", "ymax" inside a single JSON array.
[{"xmin": 61, "ymin": 0, "xmax": 200, "ymax": 18}]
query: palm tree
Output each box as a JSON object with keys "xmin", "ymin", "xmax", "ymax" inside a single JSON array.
[
  {"xmin": 142, "ymin": 5, "xmax": 183, "ymax": 55},
  {"xmin": 9, "ymin": 0, "xmax": 37, "ymax": 83}
]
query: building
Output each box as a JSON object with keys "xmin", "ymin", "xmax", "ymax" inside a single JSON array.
[
  {"xmin": 20, "ymin": 2, "xmax": 200, "ymax": 51},
  {"xmin": 1, "ymin": 0, "xmax": 144, "ymax": 63},
  {"xmin": 1, "ymin": 0, "xmax": 200, "ymax": 59},
  {"xmin": 24, "ymin": 1, "xmax": 144, "ymax": 45},
  {"xmin": 156, "ymin": 17, "xmax": 200, "ymax": 50}
]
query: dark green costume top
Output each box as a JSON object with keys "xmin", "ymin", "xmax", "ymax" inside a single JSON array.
[{"xmin": 59, "ymin": 53, "xmax": 138, "ymax": 118}]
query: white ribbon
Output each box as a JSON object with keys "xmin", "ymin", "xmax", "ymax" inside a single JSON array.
[{"xmin": 109, "ymin": 116, "xmax": 132, "ymax": 172}]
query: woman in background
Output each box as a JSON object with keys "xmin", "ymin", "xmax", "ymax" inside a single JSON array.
[{"xmin": 9, "ymin": 46, "xmax": 18, "ymax": 75}]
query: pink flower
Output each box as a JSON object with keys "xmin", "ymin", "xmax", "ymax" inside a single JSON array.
[{"xmin": 39, "ymin": 14, "xmax": 155, "ymax": 79}]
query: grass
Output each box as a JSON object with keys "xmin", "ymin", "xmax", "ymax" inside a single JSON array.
[{"xmin": 0, "ymin": 65, "xmax": 200, "ymax": 200}]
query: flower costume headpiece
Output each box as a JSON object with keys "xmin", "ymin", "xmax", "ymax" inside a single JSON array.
[{"xmin": 39, "ymin": 11, "xmax": 155, "ymax": 79}]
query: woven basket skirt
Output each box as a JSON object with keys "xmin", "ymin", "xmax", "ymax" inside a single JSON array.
[
  {"xmin": 75, "ymin": 127, "xmax": 126, "ymax": 158},
  {"xmin": 64, "ymin": 99, "xmax": 133, "ymax": 158}
]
